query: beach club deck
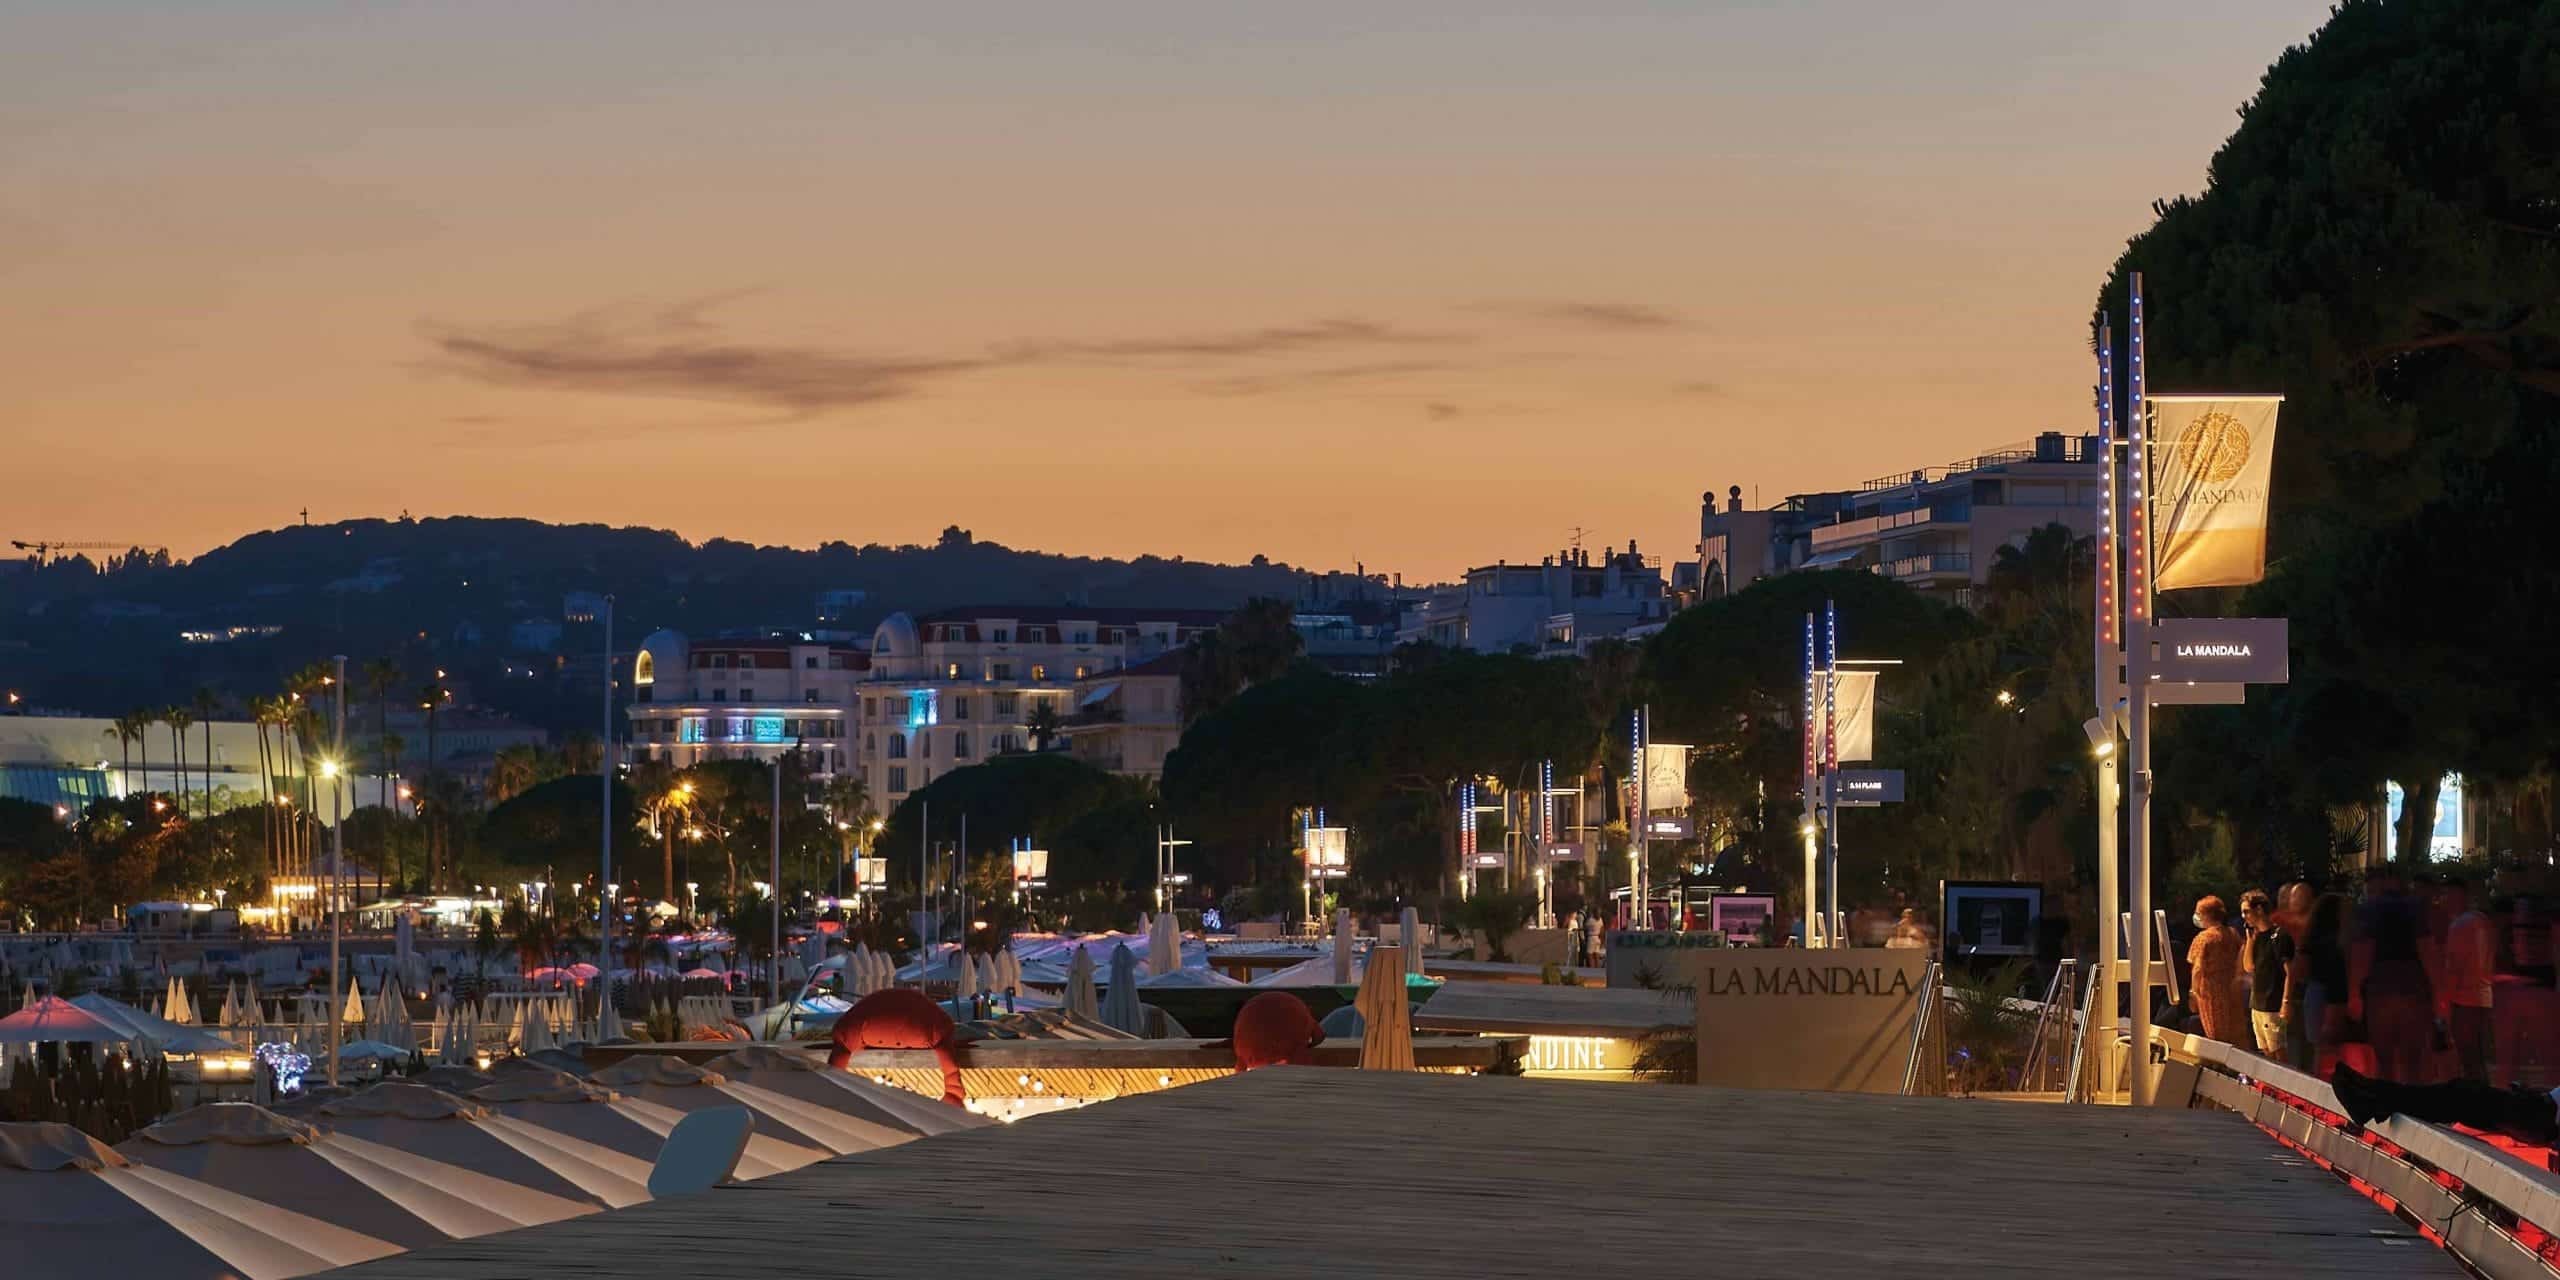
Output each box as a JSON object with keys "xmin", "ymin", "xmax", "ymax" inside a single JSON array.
[{"xmin": 322, "ymin": 1067, "xmax": 2451, "ymax": 1279}]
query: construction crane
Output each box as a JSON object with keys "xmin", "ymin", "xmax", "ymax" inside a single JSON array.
[{"xmin": 11, "ymin": 539, "xmax": 169, "ymax": 566}]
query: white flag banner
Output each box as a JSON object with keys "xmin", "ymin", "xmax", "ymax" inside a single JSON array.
[
  {"xmin": 2147, "ymin": 395, "xmax": 2283, "ymax": 591},
  {"xmin": 1643, "ymin": 743, "xmax": 1691, "ymax": 813},
  {"xmin": 1831, "ymin": 669, "xmax": 1879, "ymax": 764}
]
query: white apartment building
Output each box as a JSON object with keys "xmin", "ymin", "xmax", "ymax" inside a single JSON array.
[
  {"xmin": 1689, "ymin": 431, "xmax": 2102, "ymax": 609},
  {"xmin": 1398, "ymin": 541, "xmax": 1670, "ymax": 656},
  {"xmin": 624, "ymin": 631, "xmax": 867, "ymax": 777},
  {"xmin": 1059, "ymin": 650, "xmax": 1185, "ymax": 780},
  {"xmin": 855, "ymin": 606, "xmax": 1224, "ymax": 799}
]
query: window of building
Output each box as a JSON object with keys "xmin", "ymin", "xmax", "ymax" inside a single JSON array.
[
  {"xmin": 993, "ymin": 692, "xmax": 1018, "ymax": 716},
  {"xmin": 828, "ymin": 654, "xmax": 848, "ymax": 670},
  {"xmin": 886, "ymin": 733, "xmax": 907, "ymax": 759},
  {"xmin": 944, "ymin": 662, "xmax": 963, "ymax": 680},
  {"xmin": 866, "ymin": 733, "xmax": 876, "ymax": 751},
  {"xmin": 805, "ymin": 656, "xmax": 819, "ymax": 669},
  {"xmin": 783, "ymin": 719, "xmax": 800, "ymax": 737},
  {"xmin": 737, "ymin": 687, "xmax": 755, "ymax": 702},
  {"xmin": 1073, "ymin": 630, "xmax": 1093, "ymax": 644},
  {"xmin": 991, "ymin": 663, "xmax": 1012, "ymax": 681},
  {"xmin": 863, "ymin": 697, "xmax": 876, "ymax": 717},
  {"xmin": 991, "ymin": 629, "xmax": 1011, "ymax": 643},
  {"xmin": 951, "ymin": 696, "xmax": 971, "ymax": 720},
  {"xmin": 953, "ymin": 731, "xmax": 971, "ymax": 758},
  {"xmin": 993, "ymin": 732, "xmax": 1021, "ymax": 754},
  {"xmin": 710, "ymin": 689, "xmax": 727, "ymax": 702},
  {"xmin": 921, "ymin": 732, "xmax": 933, "ymax": 758},
  {"xmin": 889, "ymin": 766, "xmax": 907, "ymax": 793},
  {"xmin": 1073, "ymin": 665, "xmax": 1089, "ymax": 680},
  {"xmin": 806, "ymin": 690, "xmax": 823, "ymax": 703},
  {"xmin": 710, "ymin": 654, "xmax": 730, "ymax": 669},
  {"xmin": 1030, "ymin": 664, "xmax": 1047, "ymax": 681}
]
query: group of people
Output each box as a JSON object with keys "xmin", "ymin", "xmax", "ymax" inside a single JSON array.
[{"xmin": 2178, "ymin": 866, "xmax": 2560, "ymax": 1149}]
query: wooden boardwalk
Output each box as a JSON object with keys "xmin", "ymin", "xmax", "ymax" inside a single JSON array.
[{"xmin": 324, "ymin": 1069, "xmax": 2453, "ymax": 1279}]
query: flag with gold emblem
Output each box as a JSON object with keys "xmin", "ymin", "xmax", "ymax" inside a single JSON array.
[{"xmin": 2146, "ymin": 395, "xmax": 2282, "ymax": 591}]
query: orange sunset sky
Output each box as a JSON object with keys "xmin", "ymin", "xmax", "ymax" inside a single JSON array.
[{"xmin": 3, "ymin": 2, "xmax": 2335, "ymax": 582}]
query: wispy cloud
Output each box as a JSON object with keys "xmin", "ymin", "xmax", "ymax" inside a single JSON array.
[
  {"xmin": 1192, "ymin": 360, "xmax": 1460, "ymax": 397},
  {"xmin": 424, "ymin": 305, "xmax": 985, "ymax": 417},
  {"xmin": 1672, "ymin": 379, "xmax": 1720, "ymax": 395},
  {"xmin": 1476, "ymin": 299, "xmax": 1689, "ymax": 331},
  {"xmin": 1001, "ymin": 318, "xmax": 1467, "ymax": 364},
  {"xmin": 1424, "ymin": 402, "xmax": 1463, "ymax": 421}
]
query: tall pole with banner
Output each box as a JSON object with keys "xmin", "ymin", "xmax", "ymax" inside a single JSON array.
[
  {"xmin": 2093, "ymin": 320, "xmax": 2125, "ymax": 1095},
  {"xmin": 1800, "ymin": 614, "xmax": 1820, "ymax": 947},
  {"xmin": 2124, "ymin": 274, "xmax": 2158, "ymax": 1103},
  {"xmin": 1823, "ymin": 600, "xmax": 1841, "ymax": 943},
  {"xmin": 1628, "ymin": 709, "xmax": 1646, "ymax": 929}
]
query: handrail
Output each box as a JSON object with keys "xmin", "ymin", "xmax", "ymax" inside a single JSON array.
[
  {"xmin": 2154, "ymin": 1027, "xmax": 2560, "ymax": 1278},
  {"xmin": 1899, "ymin": 961, "xmax": 1941, "ymax": 1096}
]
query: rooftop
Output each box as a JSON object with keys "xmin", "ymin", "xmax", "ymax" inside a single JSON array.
[{"xmin": 328, "ymin": 1066, "xmax": 2445, "ymax": 1280}]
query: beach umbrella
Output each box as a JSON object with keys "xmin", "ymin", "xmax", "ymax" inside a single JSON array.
[
  {"xmin": 68, "ymin": 995, "xmax": 239, "ymax": 1057},
  {"xmin": 1331, "ymin": 908, "xmax": 1354, "ymax": 985},
  {"xmin": 704, "ymin": 1044, "xmax": 992, "ymax": 1141},
  {"xmin": 1065, "ymin": 947, "xmax": 1099, "ymax": 1021},
  {"xmin": 1149, "ymin": 911, "xmax": 1182, "ymax": 976},
  {"xmin": 118, "ymin": 1102, "xmax": 577, "ymax": 1248},
  {"xmin": 1401, "ymin": 906, "xmax": 1424, "ymax": 975},
  {"xmin": 846, "ymin": 945, "xmax": 873, "ymax": 997},
  {"xmin": 585, "ymin": 1056, "xmax": 876, "ymax": 1156},
  {"xmin": 995, "ymin": 949, "xmax": 1022, "ymax": 996},
  {"xmin": 316, "ymin": 1082, "xmax": 647, "ymax": 1210},
  {"xmin": 954, "ymin": 949, "xmax": 979, "ymax": 1009},
  {"xmin": 4, "ymin": 1120, "xmax": 402, "ymax": 1280},
  {"xmin": 341, "ymin": 977, "xmax": 365, "ymax": 1027},
  {"xmin": 0, "ymin": 996, "xmax": 129, "ymax": 1046},
  {"xmin": 339, "ymin": 1039, "xmax": 409, "ymax": 1064},
  {"xmin": 975, "ymin": 951, "xmax": 1000, "ymax": 995},
  {"xmin": 1355, "ymin": 945, "xmax": 1416, "ymax": 1071},
  {"xmin": 1100, "ymin": 943, "xmax": 1144, "ymax": 1036},
  {"xmin": 160, "ymin": 977, "xmax": 183, "ymax": 1024},
  {"xmin": 468, "ymin": 1070, "xmax": 825, "ymax": 1183}
]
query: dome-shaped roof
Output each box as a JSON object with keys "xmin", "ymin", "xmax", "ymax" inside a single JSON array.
[
  {"xmin": 635, "ymin": 629, "xmax": 689, "ymax": 689},
  {"xmin": 870, "ymin": 612, "xmax": 918, "ymax": 659}
]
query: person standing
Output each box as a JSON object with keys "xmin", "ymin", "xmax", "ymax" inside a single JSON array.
[
  {"xmin": 2351, "ymin": 867, "xmax": 2443, "ymax": 1084},
  {"xmin": 2186, "ymin": 896, "xmax": 2245, "ymax": 1046},
  {"xmin": 2495, "ymin": 896, "xmax": 2557, "ymax": 1088},
  {"xmin": 2442, "ymin": 878, "xmax": 2497, "ymax": 1083},
  {"xmin": 2240, "ymin": 890, "xmax": 2298, "ymax": 1060},
  {"xmin": 2278, "ymin": 881, "xmax": 2317, "ymax": 1069},
  {"xmin": 2304, "ymin": 893, "xmax": 2354, "ymax": 1076}
]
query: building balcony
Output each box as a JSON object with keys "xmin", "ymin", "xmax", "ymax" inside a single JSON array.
[{"xmin": 1884, "ymin": 553, "xmax": 1972, "ymax": 580}]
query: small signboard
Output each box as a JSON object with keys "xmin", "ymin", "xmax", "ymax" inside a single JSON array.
[
  {"xmin": 1640, "ymin": 816, "xmax": 1693, "ymax": 839},
  {"xmin": 1541, "ymin": 841, "xmax": 1587, "ymax": 862},
  {"xmin": 2151, "ymin": 618, "xmax": 2288, "ymax": 685},
  {"xmin": 1828, "ymin": 769, "xmax": 1905, "ymax": 807},
  {"xmin": 1708, "ymin": 893, "xmax": 1776, "ymax": 945},
  {"xmin": 1466, "ymin": 853, "xmax": 1504, "ymax": 869}
]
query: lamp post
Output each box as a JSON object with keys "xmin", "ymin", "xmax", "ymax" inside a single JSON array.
[
  {"xmin": 1154, "ymin": 825, "xmax": 1192, "ymax": 913},
  {"xmin": 598, "ymin": 594, "xmax": 618, "ymax": 1042},
  {"xmin": 326, "ymin": 653, "xmax": 346, "ymax": 1087}
]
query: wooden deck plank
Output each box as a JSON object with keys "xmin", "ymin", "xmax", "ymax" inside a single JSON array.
[{"xmin": 323, "ymin": 1069, "xmax": 2453, "ymax": 1279}]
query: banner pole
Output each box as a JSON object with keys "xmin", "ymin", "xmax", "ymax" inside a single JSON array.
[
  {"xmin": 2125, "ymin": 272, "xmax": 2157, "ymax": 1104},
  {"xmin": 1801, "ymin": 614, "xmax": 1820, "ymax": 947},
  {"xmin": 1823, "ymin": 599, "xmax": 1840, "ymax": 946},
  {"xmin": 2095, "ymin": 320, "xmax": 2124, "ymax": 1095}
]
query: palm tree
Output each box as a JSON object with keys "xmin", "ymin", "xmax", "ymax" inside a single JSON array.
[
  {"xmin": 104, "ymin": 716, "xmax": 143, "ymax": 795},
  {"xmin": 126, "ymin": 707, "xmax": 154, "ymax": 803},
  {"xmin": 488, "ymin": 744, "xmax": 543, "ymax": 804},
  {"xmin": 1024, "ymin": 700, "xmax": 1064, "ymax": 752},
  {"xmin": 360, "ymin": 658, "xmax": 404, "ymax": 811},
  {"xmin": 249, "ymin": 695, "xmax": 282, "ymax": 885},
  {"xmin": 164, "ymin": 705, "xmax": 194, "ymax": 819},
  {"xmin": 190, "ymin": 688, "xmax": 219, "ymax": 817}
]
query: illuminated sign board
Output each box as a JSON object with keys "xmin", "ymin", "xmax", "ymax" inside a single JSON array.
[
  {"xmin": 1641, "ymin": 816, "xmax": 1693, "ymax": 839},
  {"xmin": 1521, "ymin": 1035, "xmax": 1640, "ymax": 1075},
  {"xmin": 1828, "ymin": 769, "xmax": 1905, "ymax": 807},
  {"xmin": 1306, "ymin": 827, "xmax": 1350, "ymax": 878},
  {"xmin": 1542, "ymin": 841, "xmax": 1586, "ymax": 862},
  {"xmin": 2150, "ymin": 618, "xmax": 2288, "ymax": 685}
]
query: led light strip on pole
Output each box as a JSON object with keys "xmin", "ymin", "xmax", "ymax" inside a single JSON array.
[
  {"xmin": 1823, "ymin": 599, "xmax": 1841, "ymax": 947},
  {"xmin": 1630, "ymin": 706, "xmax": 1648, "ymax": 930},
  {"xmin": 2093, "ymin": 319, "xmax": 2125, "ymax": 1095},
  {"xmin": 2125, "ymin": 272, "xmax": 2157, "ymax": 1104},
  {"xmin": 1801, "ymin": 613, "xmax": 1820, "ymax": 947}
]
